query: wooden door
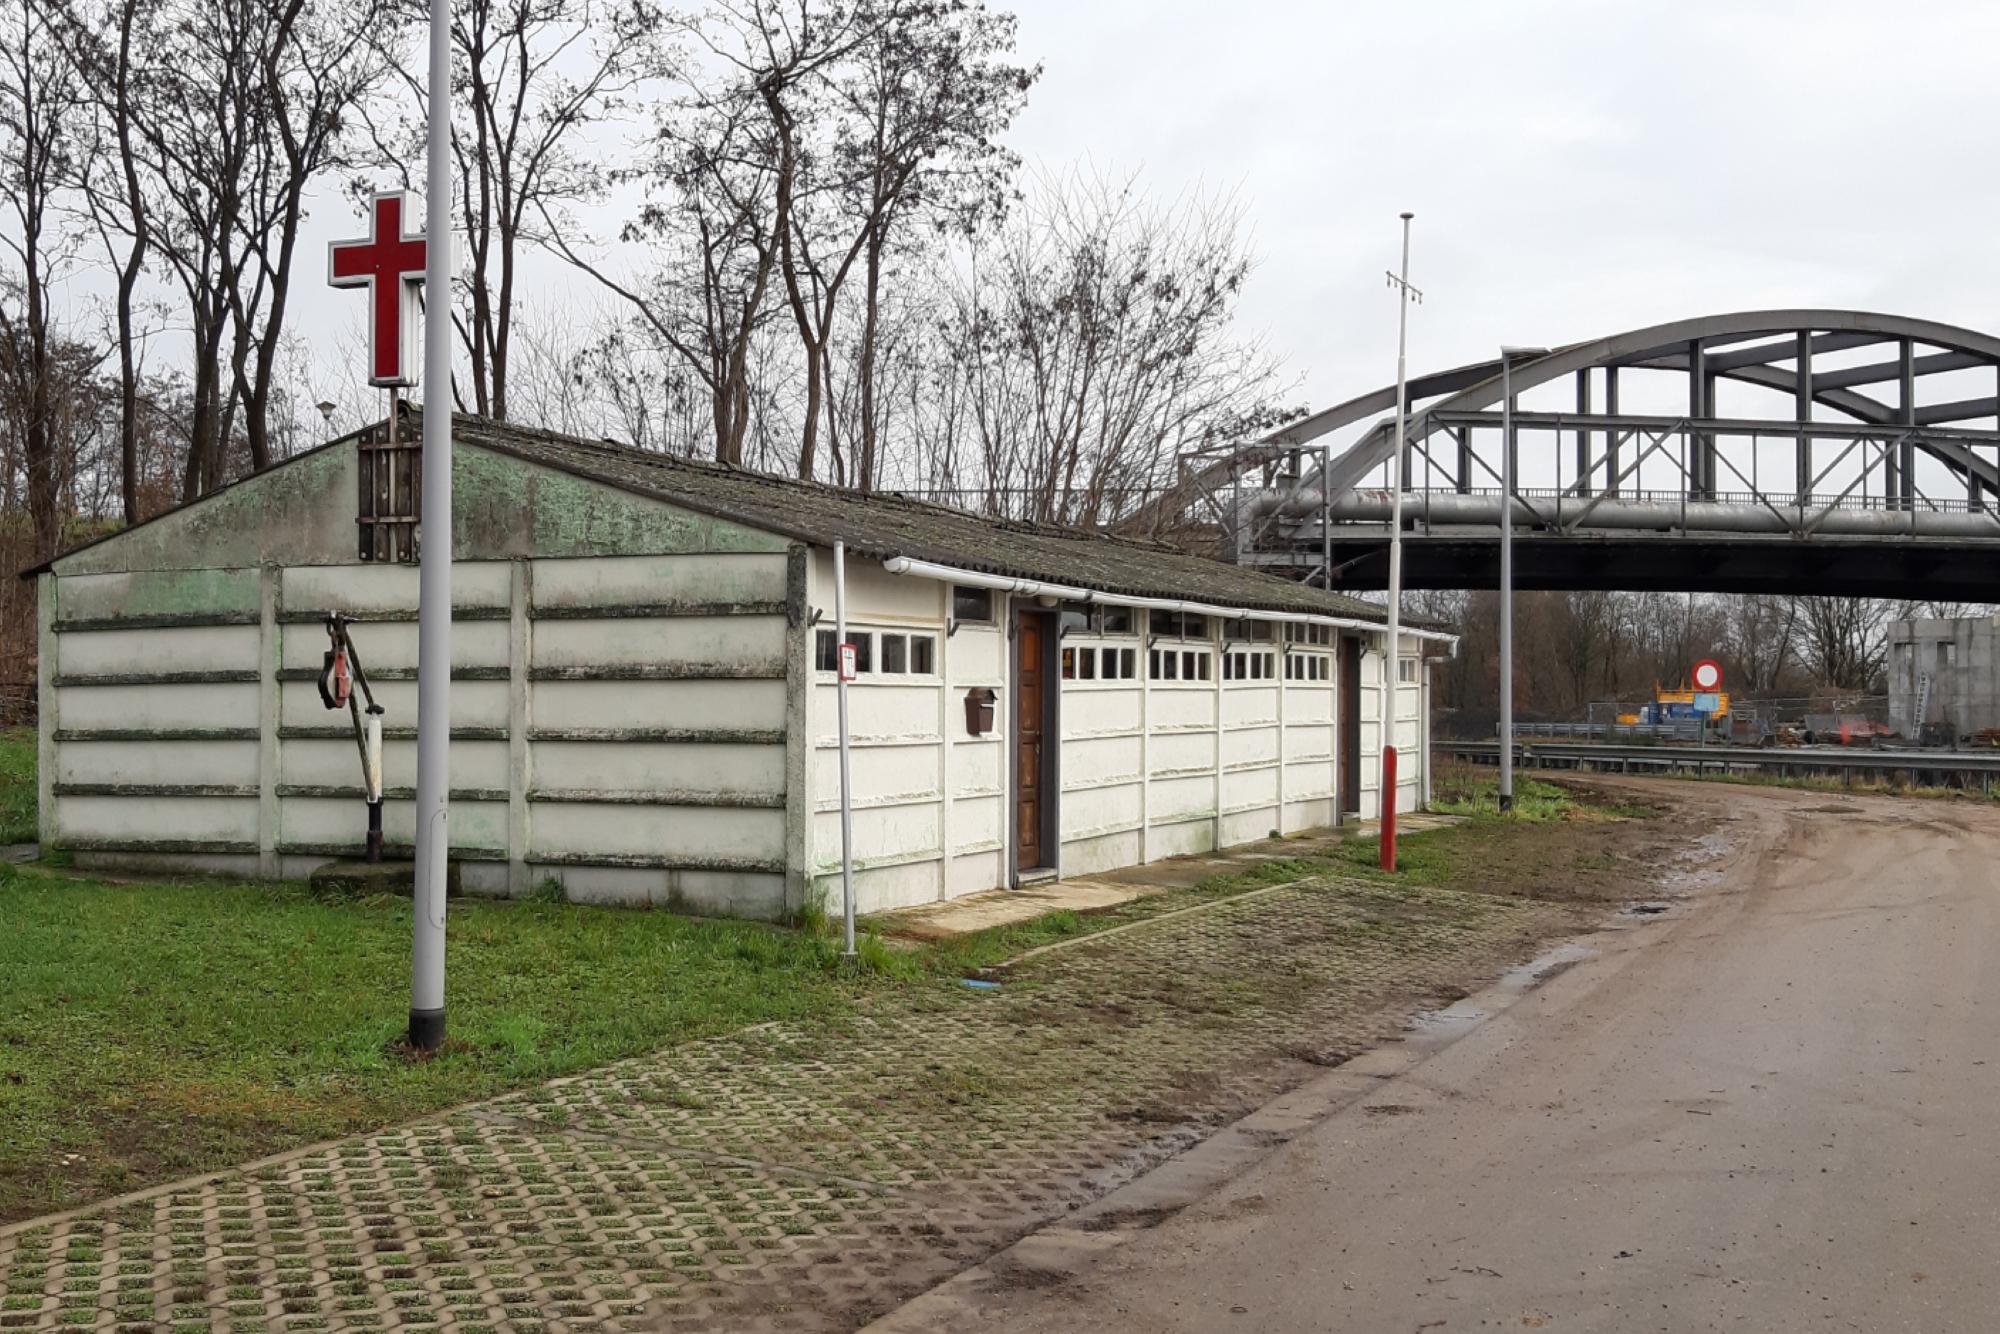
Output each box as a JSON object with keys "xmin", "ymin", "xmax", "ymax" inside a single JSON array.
[
  {"xmin": 1338, "ymin": 635, "xmax": 1362, "ymax": 816},
  {"xmin": 1015, "ymin": 609, "xmax": 1048, "ymax": 871}
]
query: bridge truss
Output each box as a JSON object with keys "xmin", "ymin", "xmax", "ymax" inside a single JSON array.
[{"xmin": 1128, "ymin": 311, "xmax": 2000, "ymax": 598}]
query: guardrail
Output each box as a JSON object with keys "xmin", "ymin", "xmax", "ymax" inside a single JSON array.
[
  {"xmin": 1510, "ymin": 721, "xmax": 1702, "ymax": 743},
  {"xmin": 1441, "ymin": 739, "xmax": 2000, "ymax": 789}
]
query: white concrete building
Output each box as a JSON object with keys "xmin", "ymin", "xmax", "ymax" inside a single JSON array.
[{"xmin": 26, "ymin": 411, "xmax": 1447, "ymax": 919}]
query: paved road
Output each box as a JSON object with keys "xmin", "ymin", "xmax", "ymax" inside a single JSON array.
[{"xmin": 944, "ymin": 781, "xmax": 2000, "ymax": 1333}]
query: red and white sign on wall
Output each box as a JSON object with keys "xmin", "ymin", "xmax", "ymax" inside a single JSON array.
[
  {"xmin": 328, "ymin": 190, "xmax": 430, "ymax": 387},
  {"xmin": 1692, "ymin": 658, "xmax": 1723, "ymax": 692},
  {"xmin": 838, "ymin": 642, "xmax": 858, "ymax": 682}
]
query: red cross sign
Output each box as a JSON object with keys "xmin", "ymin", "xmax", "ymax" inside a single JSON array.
[{"xmin": 329, "ymin": 190, "xmax": 429, "ymax": 387}]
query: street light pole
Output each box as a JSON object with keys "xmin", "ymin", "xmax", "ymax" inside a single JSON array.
[
  {"xmin": 1496, "ymin": 345, "xmax": 1548, "ymax": 815},
  {"xmin": 1380, "ymin": 213, "xmax": 1420, "ymax": 872},
  {"xmin": 1499, "ymin": 351, "xmax": 1514, "ymax": 814},
  {"xmin": 409, "ymin": 0, "xmax": 453, "ymax": 1053}
]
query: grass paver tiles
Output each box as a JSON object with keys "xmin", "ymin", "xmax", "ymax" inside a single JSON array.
[{"xmin": 0, "ymin": 873, "xmax": 1575, "ymax": 1333}]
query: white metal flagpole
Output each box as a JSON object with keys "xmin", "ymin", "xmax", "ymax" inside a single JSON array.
[
  {"xmin": 1379, "ymin": 211, "xmax": 1418, "ymax": 872},
  {"xmin": 833, "ymin": 541, "xmax": 856, "ymax": 957},
  {"xmin": 409, "ymin": 0, "xmax": 452, "ymax": 1052}
]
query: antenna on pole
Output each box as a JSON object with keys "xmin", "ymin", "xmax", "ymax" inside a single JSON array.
[{"xmin": 1379, "ymin": 211, "xmax": 1420, "ymax": 872}]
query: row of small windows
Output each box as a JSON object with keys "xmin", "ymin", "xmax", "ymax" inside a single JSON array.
[
  {"xmin": 1218, "ymin": 651, "xmax": 1331, "ymax": 682},
  {"xmin": 1061, "ymin": 646, "xmax": 1139, "ymax": 680},
  {"xmin": 1148, "ymin": 648, "xmax": 1213, "ymax": 681},
  {"xmin": 814, "ymin": 628, "xmax": 937, "ymax": 675},
  {"xmin": 953, "ymin": 585, "xmax": 1345, "ymax": 649}
]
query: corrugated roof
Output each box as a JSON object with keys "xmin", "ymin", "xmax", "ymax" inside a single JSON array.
[{"xmin": 457, "ymin": 414, "xmax": 1393, "ymax": 623}]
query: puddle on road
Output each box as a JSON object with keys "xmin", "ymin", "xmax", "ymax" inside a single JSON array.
[{"xmin": 1405, "ymin": 942, "xmax": 1597, "ymax": 1051}]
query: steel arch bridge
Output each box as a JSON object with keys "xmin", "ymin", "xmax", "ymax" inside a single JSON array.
[{"xmin": 1126, "ymin": 310, "xmax": 2000, "ymax": 598}]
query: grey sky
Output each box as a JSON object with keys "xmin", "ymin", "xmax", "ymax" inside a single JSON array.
[
  {"xmin": 990, "ymin": 0, "xmax": 2000, "ymax": 412},
  {"xmin": 101, "ymin": 0, "xmax": 2000, "ymax": 450}
]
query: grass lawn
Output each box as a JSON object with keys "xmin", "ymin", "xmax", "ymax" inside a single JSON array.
[
  {"xmin": 0, "ymin": 755, "xmax": 1662, "ymax": 1226},
  {"xmin": 0, "ymin": 866, "xmax": 934, "ymax": 1222},
  {"xmin": 0, "ymin": 727, "xmax": 33, "ymax": 844}
]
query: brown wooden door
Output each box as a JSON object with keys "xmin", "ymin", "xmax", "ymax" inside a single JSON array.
[
  {"xmin": 1338, "ymin": 635, "xmax": 1362, "ymax": 815},
  {"xmin": 1015, "ymin": 609, "xmax": 1047, "ymax": 870}
]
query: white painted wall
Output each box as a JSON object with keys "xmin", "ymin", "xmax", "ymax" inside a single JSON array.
[{"xmin": 801, "ymin": 550, "xmax": 1430, "ymax": 916}]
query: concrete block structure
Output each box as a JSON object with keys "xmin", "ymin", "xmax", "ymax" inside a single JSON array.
[
  {"xmin": 25, "ymin": 410, "xmax": 1447, "ymax": 919},
  {"xmin": 1886, "ymin": 615, "xmax": 2000, "ymax": 738}
]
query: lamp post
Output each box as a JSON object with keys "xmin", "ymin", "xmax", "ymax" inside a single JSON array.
[
  {"xmin": 1496, "ymin": 345, "xmax": 1548, "ymax": 814},
  {"xmin": 1379, "ymin": 213, "xmax": 1420, "ymax": 872},
  {"xmin": 409, "ymin": 0, "xmax": 454, "ymax": 1053}
]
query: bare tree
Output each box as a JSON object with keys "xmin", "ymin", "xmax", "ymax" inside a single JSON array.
[
  {"xmin": 0, "ymin": 0, "xmax": 83, "ymax": 556},
  {"xmin": 929, "ymin": 168, "xmax": 1288, "ymax": 524},
  {"xmin": 233, "ymin": 0, "xmax": 391, "ymax": 469},
  {"xmin": 831, "ymin": 0, "xmax": 1033, "ymax": 489},
  {"xmin": 558, "ymin": 80, "xmax": 785, "ymax": 465},
  {"xmin": 367, "ymin": 0, "xmax": 662, "ymax": 421},
  {"xmin": 1794, "ymin": 595, "xmax": 1889, "ymax": 691},
  {"xmin": 63, "ymin": 0, "xmax": 156, "ymax": 522}
]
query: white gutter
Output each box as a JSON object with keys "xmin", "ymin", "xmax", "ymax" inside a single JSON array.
[{"xmin": 880, "ymin": 554, "xmax": 1459, "ymax": 647}]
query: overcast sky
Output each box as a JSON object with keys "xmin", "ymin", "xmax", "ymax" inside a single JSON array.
[
  {"xmin": 149, "ymin": 0, "xmax": 2000, "ymax": 443},
  {"xmin": 990, "ymin": 0, "xmax": 2000, "ymax": 411}
]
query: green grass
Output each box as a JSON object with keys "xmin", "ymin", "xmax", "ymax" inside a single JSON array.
[
  {"xmin": 0, "ymin": 864, "xmax": 932, "ymax": 1222},
  {"xmin": 0, "ymin": 741, "xmax": 1655, "ymax": 1225},
  {"xmin": 0, "ymin": 727, "xmax": 33, "ymax": 843}
]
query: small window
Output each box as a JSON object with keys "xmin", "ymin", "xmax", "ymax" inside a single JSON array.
[
  {"xmin": 1150, "ymin": 609, "xmax": 1209, "ymax": 639},
  {"xmin": 1398, "ymin": 657, "xmax": 1417, "ymax": 683},
  {"xmin": 1101, "ymin": 606, "xmax": 1134, "ymax": 635},
  {"xmin": 1245, "ymin": 620, "xmax": 1273, "ymax": 642},
  {"xmin": 953, "ymin": 586, "xmax": 994, "ymax": 623},
  {"xmin": 851, "ymin": 634, "xmax": 873, "ymax": 673},
  {"xmin": 1060, "ymin": 601, "xmax": 1094, "ymax": 635},
  {"xmin": 911, "ymin": 636, "xmax": 935, "ymax": 674},
  {"xmin": 882, "ymin": 633, "xmax": 908, "ymax": 674},
  {"xmin": 1162, "ymin": 651, "xmax": 1179, "ymax": 680},
  {"xmin": 1063, "ymin": 646, "xmax": 1077, "ymax": 680},
  {"xmin": 1079, "ymin": 647, "xmax": 1096, "ymax": 680},
  {"xmin": 1182, "ymin": 650, "xmax": 1198, "ymax": 680},
  {"xmin": 815, "ymin": 629, "xmax": 838, "ymax": 671}
]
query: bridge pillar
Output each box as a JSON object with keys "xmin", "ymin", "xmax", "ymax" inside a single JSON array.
[
  {"xmin": 1605, "ymin": 366, "xmax": 1620, "ymax": 496},
  {"xmin": 1687, "ymin": 340, "xmax": 1715, "ymax": 500},
  {"xmin": 1795, "ymin": 331, "xmax": 1812, "ymax": 508},
  {"xmin": 1575, "ymin": 369, "xmax": 1592, "ymax": 498}
]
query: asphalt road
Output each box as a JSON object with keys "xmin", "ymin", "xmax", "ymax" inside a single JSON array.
[{"xmin": 941, "ymin": 781, "xmax": 2000, "ymax": 1333}]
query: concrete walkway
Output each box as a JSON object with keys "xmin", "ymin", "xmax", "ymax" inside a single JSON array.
[
  {"xmin": 0, "ymin": 821, "xmax": 1568, "ymax": 1334},
  {"xmin": 875, "ymin": 815, "xmax": 1465, "ymax": 941}
]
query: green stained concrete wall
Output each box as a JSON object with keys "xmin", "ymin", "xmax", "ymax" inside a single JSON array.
[
  {"xmin": 50, "ymin": 439, "xmax": 788, "ymax": 582},
  {"xmin": 54, "ymin": 446, "xmax": 358, "ymax": 577}
]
